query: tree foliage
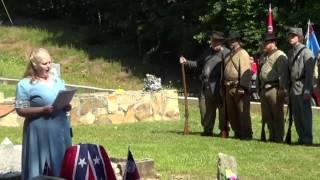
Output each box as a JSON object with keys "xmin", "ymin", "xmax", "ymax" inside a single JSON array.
[{"xmin": 5, "ymin": 0, "xmax": 320, "ymax": 60}]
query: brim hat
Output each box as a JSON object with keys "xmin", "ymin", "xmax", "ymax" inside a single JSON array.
[
  {"xmin": 263, "ymin": 33, "xmax": 278, "ymax": 41},
  {"xmin": 211, "ymin": 30, "xmax": 225, "ymax": 40},
  {"xmin": 288, "ymin": 27, "xmax": 303, "ymax": 37},
  {"xmin": 227, "ymin": 31, "xmax": 241, "ymax": 41}
]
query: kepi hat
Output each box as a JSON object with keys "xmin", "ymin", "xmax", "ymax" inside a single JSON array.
[
  {"xmin": 211, "ymin": 30, "xmax": 225, "ymax": 40},
  {"xmin": 288, "ymin": 27, "xmax": 303, "ymax": 37}
]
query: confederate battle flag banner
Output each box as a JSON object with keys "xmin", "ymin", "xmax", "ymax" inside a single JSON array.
[
  {"xmin": 123, "ymin": 149, "xmax": 140, "ymax": 180},
  {"xmin": 60, "ymin": 144, "xmax": 116, "ymax": 180}
]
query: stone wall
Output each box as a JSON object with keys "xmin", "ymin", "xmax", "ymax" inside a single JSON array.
[
  {"xmin": 70, "ymin": 90, "xmax": 180, "ymax": 125},
  {"xmin": 0, "ymin": 90, "xmax": 180, "ymax": 127}
]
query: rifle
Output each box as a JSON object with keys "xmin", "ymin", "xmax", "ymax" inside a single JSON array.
[
  {"xmin": 257, "ymin": 56, "xmax": 267, "ymax": 142},
  {"xmin": 261, "ymin": 121, "xmax": 266, "ymax": 142},
  {"xmin": 285, "ymin": 100, "xmax": 293, "ymax": 144},
  {"xmin": 221, "ymin": 89, "xmax": 229, "ymax": 138},
  {"xmin": 221, "ymin": 51, "xmax": 229, "ymax": 138},
  {"xmin": 181, "ymin": 64, "xmax": 189, "ymax": 135}
]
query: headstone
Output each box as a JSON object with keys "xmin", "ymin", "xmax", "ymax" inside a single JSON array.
[
  {"xmin": 217, "ymin": 153, "xmax": 238, "ymax": 180},
  {"xmin": 0, "ymin": 137, "xmax": 12, "ymax": 145},
  {"xmin": 50, "ymin": 63, "xmax": 61, "ymax": 78},
  {"xmin": 0, "ymin": 138, "xmax": 22, "ymax": 180},
  {"xmin": 31, "ymin": 176, "xmax": 65, "ymax": 180}
]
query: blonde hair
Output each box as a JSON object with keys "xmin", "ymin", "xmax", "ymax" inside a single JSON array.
[{"xmin": 23, "ymin": 48, "xmax": 52, "ymax": 82}]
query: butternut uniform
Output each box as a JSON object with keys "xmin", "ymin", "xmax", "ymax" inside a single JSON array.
[
  {"xmin": 223, "ymin": 48, "xmax": 252, "ymax": 139},
  {"xmin": 258, "ymin": 49, "xmax": 288, "ymax": 142}
]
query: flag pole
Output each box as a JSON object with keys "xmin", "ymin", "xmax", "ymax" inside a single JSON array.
[
  {"xmin": 267, "ymin": 3, "xmax": 273, "ymax": 33},
  {"xmin": 1, "ymin": 0, "xmax": 13, "ymax": 25},
  {"xmin": 305, "ymin": 19, "xmax": 311, "ymax": 45}
]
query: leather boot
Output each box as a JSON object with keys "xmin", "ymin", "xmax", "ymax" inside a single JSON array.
[{"xmin": 220, "ymin": 130, "xmax": 229, "ymax": 138}]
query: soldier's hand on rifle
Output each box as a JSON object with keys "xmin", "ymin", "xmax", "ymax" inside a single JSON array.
[
  {"xmin": 277, "ymin": 88, "xmax": 287, "ymax": 97},
  {"xmin": 303, "ymin": 91, "xmax": 311, "ymax": 100},
  {"xmin": 237, "ymin": 87, "xmax": 246, "ymax": 96},
  {"xmin": 179, "ymin": 56, "xmax": 187, "ymax": 64}
]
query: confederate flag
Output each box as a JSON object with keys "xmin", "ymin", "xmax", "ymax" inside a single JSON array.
[
  {"xmin": 60, "ymin": 144, "xmax": 116, "ymax": 180},
  {"xmin": 123, "ymin": 149, "xmax": 140, "ymax": 180}
]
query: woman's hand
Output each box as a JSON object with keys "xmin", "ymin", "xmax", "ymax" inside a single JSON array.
[
  {"xmin": 42, "ymin": 105, "xmax": 54, "ymax": 114},
  {"xmin": 63, "ymin": 104, "xmax": 72, "ymax": 112}
]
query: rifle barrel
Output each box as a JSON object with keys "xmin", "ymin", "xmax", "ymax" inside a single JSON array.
[{"xmin": 181, "ymin": 64, "xmax": 189, "ymax": 135}]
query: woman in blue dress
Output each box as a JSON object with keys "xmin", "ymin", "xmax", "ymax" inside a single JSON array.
[{"xmin": 15, "ymin": 48, "xmax": 72, "ymax": 179}]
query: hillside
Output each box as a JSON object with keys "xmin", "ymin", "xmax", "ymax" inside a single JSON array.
[{"xmin": 0, "ymin": 19, "xmax": 184, "ymax": 91}]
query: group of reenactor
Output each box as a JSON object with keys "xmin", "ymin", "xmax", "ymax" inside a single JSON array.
[{"xmin": 180, "ymin": 27, "xmax": 316, "ymax": 145}]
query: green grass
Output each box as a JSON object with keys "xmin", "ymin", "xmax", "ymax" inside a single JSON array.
[
  {"xmin": 0, "ymin": 22, "xmax": 145, "ymax": 90},
  {"xmin": 0, "ymin": 84, "xmax": 16, "ymax": 98},
  {"xmin": 1, "ymin": 105, "xmax": 320, "ymax": 179},
  {"xmin": 1, "ymin": 19, "xmax": 320, "ymax": 179}
]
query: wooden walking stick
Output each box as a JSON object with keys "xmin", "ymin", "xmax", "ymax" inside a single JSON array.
[{"xmin": 181, "ymin": 64, "xmax": 189, "ymax": 135}]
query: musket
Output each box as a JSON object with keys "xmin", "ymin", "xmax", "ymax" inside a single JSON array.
[
  {"xmin": 285, "ymin": 97, "xmax": 293, "ymax": 144},
  {"xmin": 261, "ymin": 120, "xmax": 266, "ymax": 142},
  {"xmin": 220, "ymin": 51, "xmax": 229, "ymax": 138},
  {"xmin": 257, "ymin": 56, "xmax": 267, "ymax": 142},
  {"xmin": 181, "ymin": 64, "xmax": 189, "ymax": 135},
  {"xmin": 221, "ymin": 89, "xmax": 229, "ymax": 138}
]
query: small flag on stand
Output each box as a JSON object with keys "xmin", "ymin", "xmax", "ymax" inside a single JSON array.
[
  {"xmin": 305, "ymin": 19, "xmax": 320, "ymax": 56},
  {"xmin": 123, "ymin": 148, "xmax": 140, "ymax": 180},
  {"xmin": 267, "ymin": 3, "xmax": 273, "ymax": 33}
]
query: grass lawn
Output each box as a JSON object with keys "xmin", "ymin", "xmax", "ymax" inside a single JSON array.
[
  {"xmin": 1, "ymin": 104, "xmax": 320, "ymax": 179},
  {"xmin": 0, "ymin": 22, "xmax": 145, "ymax": 90},
  {"xmin": 0, "ymin": 19, "xmax": 319, "ymax": 179}
]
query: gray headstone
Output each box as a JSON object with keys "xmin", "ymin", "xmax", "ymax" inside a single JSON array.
[
  {"xmin": 217, "ymin": 153, "xmax": 238, "ymax": 180},
  {"xmin": 0, "ymin": 138, "xmax": 22, "ymax": 177}
]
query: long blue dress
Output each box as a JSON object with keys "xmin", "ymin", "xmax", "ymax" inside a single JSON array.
[{"xmin": 15, "ymin": 77, "xmax": 72, "ymax": 180}]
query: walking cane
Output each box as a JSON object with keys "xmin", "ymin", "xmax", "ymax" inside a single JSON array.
[{"xmin": 181, "ymin": 64, "xmax": 189, "ymax": 135}]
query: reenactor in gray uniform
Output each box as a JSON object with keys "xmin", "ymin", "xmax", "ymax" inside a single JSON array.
[
  {"xmin": 287, "ymin": 27, "xmax": 315, "ymax": 145},
  {"xmin": 258, "ymin": 33, "xmax": 288, "ymax": 143},
  {"xmin": 223, "ymin": 31, "xmax": 252, "ymax": 139},
  {"xmin": 180, "ymin": 31, "xmax": 230, "ymax": 136}
]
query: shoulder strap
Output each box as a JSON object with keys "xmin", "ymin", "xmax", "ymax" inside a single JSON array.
[
  {"xmin": 291, "ymin": 47, "xmax": 306, "ymax": 66},
  {"xmin": 226, "ymin": 48, "xmax": 242, "ymax": 70}
]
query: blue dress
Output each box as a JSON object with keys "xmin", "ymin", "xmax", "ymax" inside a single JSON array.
[{"xmin": 15, "ymin": 77, "xmax": 72, "ymax": 180}]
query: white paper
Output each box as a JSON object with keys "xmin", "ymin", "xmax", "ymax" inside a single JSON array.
[{"xmin": 52, "ymin": 88, "xmax": 77, "ymax": 110}]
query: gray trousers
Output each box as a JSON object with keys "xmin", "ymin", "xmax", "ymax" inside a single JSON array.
[
  {"xmin": 199, "ymin": 90, "xmax": 224, "ymax": 133},
  {"xmin": 290, "ymin": 94, "xmax": 313, "ymax": 145}
]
